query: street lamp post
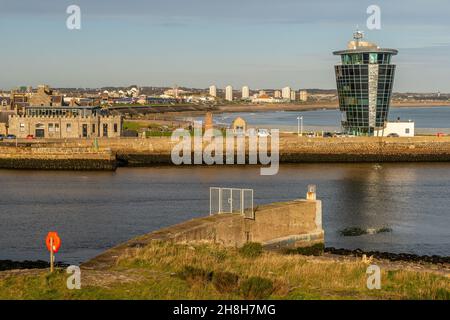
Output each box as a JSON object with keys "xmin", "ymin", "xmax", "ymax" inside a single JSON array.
[
  {"xmin": 16, "ymin": 122, "xmax": 19, "ymax": 147},
  {"xmin": 297, "ymin": 116, "xmax": 303, "ymax": 136}
]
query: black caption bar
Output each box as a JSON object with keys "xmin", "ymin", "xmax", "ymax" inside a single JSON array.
[{"xmin": 1, "ymin": 300, "xmax": 445, "ymax": 319}]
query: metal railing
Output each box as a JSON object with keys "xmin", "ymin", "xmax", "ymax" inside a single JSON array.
[{"xmin": 210, "ymin": 187, "xmax": 254, "ymax": 219}]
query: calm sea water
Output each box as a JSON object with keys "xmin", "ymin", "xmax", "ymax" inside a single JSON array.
[
  {"xmin": 211, "ymin": 107, "xmax": 450, "ymax": 133},
  {"xmin": 0, "ymin": 164, "xmax": 449, "ymax": 264}
]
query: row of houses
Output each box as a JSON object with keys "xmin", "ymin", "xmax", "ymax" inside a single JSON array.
[{"xmin": 104, "ymin": 96, "xmax": 178, "ymax": 105}]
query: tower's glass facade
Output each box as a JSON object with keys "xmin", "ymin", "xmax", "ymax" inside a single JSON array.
[{"xmin": 333, "ymin": 33, "xmax": 398, "ymax": 136}]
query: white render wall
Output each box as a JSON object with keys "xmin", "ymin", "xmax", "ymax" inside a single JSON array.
[{"xmin": 375, "ymin": 121, "xmax": 415, "ymax": 137}]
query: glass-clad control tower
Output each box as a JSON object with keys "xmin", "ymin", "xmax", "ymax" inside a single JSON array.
[{"xmin": 333, "ymin": 31, "xmax": 398, "ymax": 136}]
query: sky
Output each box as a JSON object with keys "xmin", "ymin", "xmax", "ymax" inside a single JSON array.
[{"xmin": 1, "ymin": 0, "xmax": 450, "ymax": 92}]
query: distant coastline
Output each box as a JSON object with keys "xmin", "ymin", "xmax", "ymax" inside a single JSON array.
[
  {"xmin": 214, "ymin": 101, "xmax": 450, "ymax": 114},
  {"xmin": 144, "ymin": 101, "xmax": 450, "ymax": 119}
]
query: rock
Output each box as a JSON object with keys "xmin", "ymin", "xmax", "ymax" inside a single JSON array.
[{"xmin": 324, "ymin": 248, "xmax": 449, "ymax": 265}]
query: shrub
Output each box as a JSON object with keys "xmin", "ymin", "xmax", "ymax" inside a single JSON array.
[
  {"xmin": 211, "ymin": 249, "xmax": 228, "ymax": 262},
  {"xmin": 435, "ymin": 288, "xmax": 450, "ymax": 300},
  {"xmin": 239, "ymin": 242, "xmax": 263, "ymax": 258},
  {"xmin": 212, "ymin": 271, "xmax": 239, "ymax": 293},
  {"xmin": 240, "ymin": 276, "xmax": 274, "ymax": 299},
  {"xmin": 177, "ymin": 266, "xmax": 212, "ymax": 285}
]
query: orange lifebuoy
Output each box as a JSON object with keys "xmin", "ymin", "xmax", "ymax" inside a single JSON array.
[{"xmin": 46, "ymin": 232, "xmax": 61, "ymax": 253}]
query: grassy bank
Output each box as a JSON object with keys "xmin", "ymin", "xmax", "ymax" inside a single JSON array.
[{"xmin": 0, "ymin": 242, "xmax": 448, "ymax": 300}]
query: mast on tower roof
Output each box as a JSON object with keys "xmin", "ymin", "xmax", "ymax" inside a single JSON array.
[{"xmin": 353, "ymin": 28, "xmax": 364, "ymax": 46}]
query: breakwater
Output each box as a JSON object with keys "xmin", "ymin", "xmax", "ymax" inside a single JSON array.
[{"xmin": 1, "ymin": 136, "xmax": 450, "ymax": 170}]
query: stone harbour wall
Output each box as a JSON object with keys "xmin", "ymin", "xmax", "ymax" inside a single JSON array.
[
  {"xmin": 1, "ymin": 136, "xmax": 450, "ymax": 170},
  {"xmin": 0, "ymin": 146, "xmax": 116, "ymax": 170},
  {"xmin": 78, "ymin": 136, "xmax": 450, "ymax": 164}
]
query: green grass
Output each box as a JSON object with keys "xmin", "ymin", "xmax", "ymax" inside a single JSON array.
[
  {"xmin": 122, "ymin": 121, "xmax": 143, "ymax": 131},
  {"xmin": 122, "ymin": 121, "xmax": 178, "ymax": 137},
  {"xmin": 0, "ymin": 242, "xmax": 448, "ymax": 300},
  {"xmin": 238, "ymin": 242, "xmax": 263, "ymax": 258},
  {"xmin": 145, "ymin": 131, "xmax": 173, "ymax": 137}
]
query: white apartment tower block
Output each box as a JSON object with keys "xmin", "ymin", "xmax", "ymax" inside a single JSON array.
[
  {"xmin": 209, "ymin": 85, "xmax": 217, "ymax": 97},
  {"xmin": 282, "ymin": 86, "xmax": 291, "ymax": 100},
  {"xmin": 290, "ymin": 91, "xmax": 296, "ymax": 101},
  {"xmin": 299, "ymin": 90, "xmax": 308, "ymax": 102},
  {"xmin": 225, "ymin": 85, "xmax": 233, "ymax": 101},
  {"xmin": 242, "ymin": 86, "xmax": 250, "ymax": 99}
]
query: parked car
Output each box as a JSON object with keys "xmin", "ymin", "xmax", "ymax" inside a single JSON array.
[
  {"xmin": 6, "ymin": 134, "xmax": 16, "ymax": 139},
  {"xmin": 323, "ymin": 132, "xmax": 333, "ymax": 138},
  {"xmin": 0, "ymin": 134, "xmax": 5, "ymax": 141},
  {"xmin": 26, "ymin": 134, "xmax": 35, "ymax": 140},
  {"xmin": 257, "ymin": 129, "xmax": 270, "ymax": 137},
  {"xmin": 387, "ymin": 133, "xmax": 400, "ymax": 138}
]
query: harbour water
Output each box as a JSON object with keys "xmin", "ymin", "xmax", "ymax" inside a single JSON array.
[
  {"xmin": 0, "ymin": 163, "xmax": 449, "ymax": 264},
  {"xmin": 210, "ymin": 107, "xmax": 450, "ymax": 133}
]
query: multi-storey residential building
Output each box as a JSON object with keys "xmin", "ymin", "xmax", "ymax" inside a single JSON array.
[
  {"xmin": 10, "ymin": 92, "xmax": 29, "ymax": 110},
  {"xmin": 290, "ymin": 91, "xmax": 296, "ymax": 101},
  {"xmin": 282, "ymin": 87, "xmax": 291, "ymax": 100},
  {"xmin": 29, "ymin": 85, "xmax": 63, "ymax": 107},
  {"xmin": 209, "ymin": 85, "xmax": 217, "ymax": 97},
  {"xmin": 225, "ymin": 85, "xmax": 233, "ymax": 101},
  {"xmin": 242, "ymin": 86, "xmax": 250, "ymax": 99},
  {"xmin": 299, "ymin": 90, "xmax": 308, "ymax": 102}
]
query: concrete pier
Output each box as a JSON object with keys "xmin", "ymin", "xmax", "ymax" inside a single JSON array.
[{"xmin": 83, "ymin": 195, "xmax": 324, "ymax": 270}]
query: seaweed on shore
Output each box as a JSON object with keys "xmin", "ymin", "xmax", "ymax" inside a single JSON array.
[
  {"xmin": 339, "ymin": 227, "xmax": 367, "ymax": 237},
  {"xmin": 0, "ymin": 260, "xmax": 69, "ymax": 271},
  {"xmin": 339, "ymin": 226, "xmax": 392, "ymax": 237}
]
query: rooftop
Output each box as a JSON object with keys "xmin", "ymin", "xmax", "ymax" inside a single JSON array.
[
  {"xmin": 24, "ymin": 105, "xmax": 101, "ymax": 110},
  {"xmin": 333, "ymin": 30, "xmax": 398, "ymax": 56}
]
